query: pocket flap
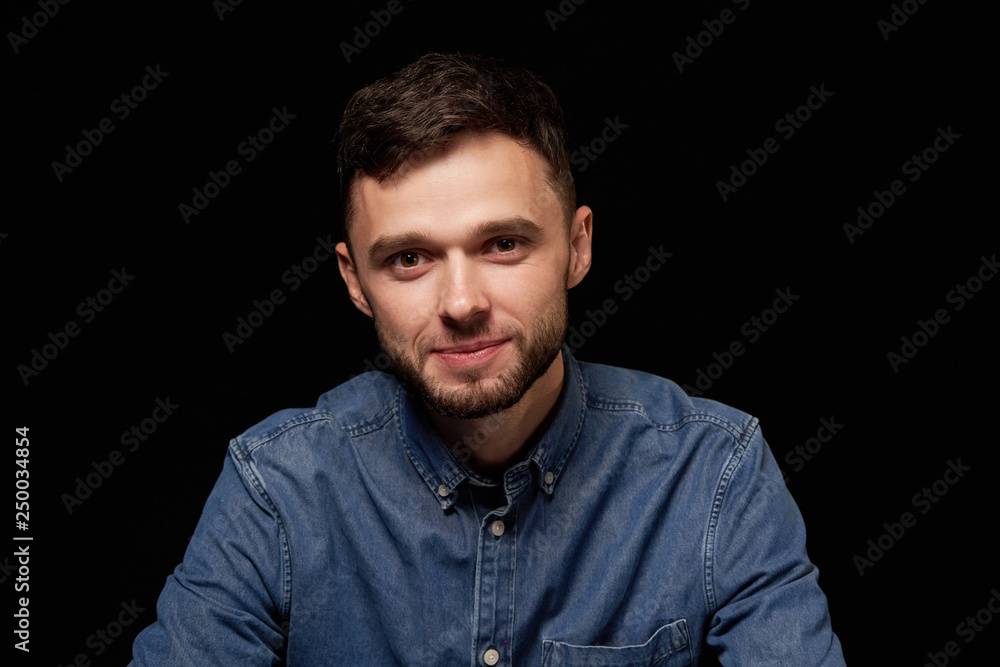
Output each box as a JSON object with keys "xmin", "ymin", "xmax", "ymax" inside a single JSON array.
[{"xmin": 541, "ymin": 619, "xmax": 690, "ymax": 666}]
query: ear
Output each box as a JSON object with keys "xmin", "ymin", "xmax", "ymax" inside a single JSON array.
[
  {"xmin": 336, "ymin": 241, "xmax": 374, "ymax": 318},
  {"xmin": 566, "ymin": 205, "xmax": 593, "ymax": 289}
]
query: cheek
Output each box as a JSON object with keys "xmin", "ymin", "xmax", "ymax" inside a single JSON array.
[
  {"xmin": 493, "ymin": 266, "xmax": 566, "ymax": 316},
  {"xmin": 371, "ymin": 284, "xmax": 436, "ymax": 343},
  {"xmin": 521, "ymin": 257, "xmax": 569, "ymax": 294}
]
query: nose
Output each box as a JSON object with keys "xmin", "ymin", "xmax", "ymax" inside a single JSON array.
[{"xmin": 436, "ymin": 256, "xmax": 489, "ymax": 324}]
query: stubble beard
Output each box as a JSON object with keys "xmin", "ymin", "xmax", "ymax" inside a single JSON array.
[{"xmin": 373, "ymin": 294, "xmax": 568, "ymax": 420}]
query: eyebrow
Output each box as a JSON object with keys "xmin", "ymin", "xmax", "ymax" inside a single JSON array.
[{"xmin": 365, "ymin": 216, "xmax": 546, "ymax": 264}]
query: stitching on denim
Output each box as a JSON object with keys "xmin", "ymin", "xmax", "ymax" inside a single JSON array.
[
  {"xmin": 470, "ymin": 514, "xmax": 485, "ymax": 667},
  {"xmin": 239, "ymin": 412, "xmax": 336, "ymax": 455},
  {"xmin": 393, "ymin": 388, "xmax": 428, "ymax": 482},
  {"xmin": 703, "ymin": 417, "xmax": 760, "ymax": 617},
  {"xmin": 548, "ymin": 355, "xmax": 589, "ymax": 481},
  {"xmin": 227, "ymin": 440, "xmax": 294, "ymax": 627},
  {"xmin": 390, "ymin": 388, "xmax": 455, "ymax": 509},
  {"xmin": 584, "ymin": 392, "xmax": 749, "ymax": 444},
  {"xmin": 237, "ymin": 401, "xmax": 398, "ymax": 456},
  {"xmin": 344, "ymin": 406, "xmax": 395, "ymax": 437},
  {"xmin": 585, "ymin": 395, "xmax": 648, "ymax": 415},
  {"xmin": 543, "ymin": 619, "xmax": 690, "ymax": 655},
  {"xmin": 507, "ymin": 506, "xmax": 518, "ymax": 667},
  {"xmin": 656, "ymin": 412, "xmax": 746, "ymax": 442}
]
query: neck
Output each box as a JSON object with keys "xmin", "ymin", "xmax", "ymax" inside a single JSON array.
[{"xmin": 428, "ymin": 351, "xmax": 565, "ymax": 471}]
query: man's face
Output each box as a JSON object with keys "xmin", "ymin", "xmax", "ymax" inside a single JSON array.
[{"xmin": 336, "ymin": 132, "xmax": 591, "ymax": 419}]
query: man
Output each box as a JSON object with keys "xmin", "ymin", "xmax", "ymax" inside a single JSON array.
[{"xmin": 131, "ymin": 52, "xmax": 846, "ymax": 665}]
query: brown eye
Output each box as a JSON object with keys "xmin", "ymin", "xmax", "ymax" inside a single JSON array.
[
  {"xmin": 396, "ymin": 253, "xmax": 421, "ymax": 268},
  {"xmin": 496, "ymin": 239, "xmax": 517, "ymax": 252}
]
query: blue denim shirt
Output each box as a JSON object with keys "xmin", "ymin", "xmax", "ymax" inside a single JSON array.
[{"xmin": 131, "ymin": 347, "xmax": 845, "ymax": 665}]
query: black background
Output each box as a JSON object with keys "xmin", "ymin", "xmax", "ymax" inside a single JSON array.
[{"xmin": 5, "ymin": 0, "xmax": 998, "ymax": 664}]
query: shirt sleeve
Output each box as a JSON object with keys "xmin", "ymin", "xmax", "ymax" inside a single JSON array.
[
  {"xmin": 129, "ymin": 448, "xmax": 288, "ymax": 665},
  {"xmin": 704, "ymin": 422, "xmax": 846, "ymax": 665}
]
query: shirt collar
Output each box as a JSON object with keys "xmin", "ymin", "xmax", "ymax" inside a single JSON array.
[{"xmin": 396, "ymin": 345, "xmax": 587, "ymax": 510}]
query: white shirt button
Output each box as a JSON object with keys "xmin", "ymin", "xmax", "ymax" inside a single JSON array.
[
  {"xmin": 544, "ymin": 471, "xmax": 554, "ymax": 485},
  {"xmin": 491, "ymin": 520, "xmax": 505, "ymax": 537},
  {"xmin": 484, "ymin": 648, "xmax": 499, "ymax": 665},
  {"xmin": 438, "ymin": 484, "xmax": 449, "ymax": 497}
]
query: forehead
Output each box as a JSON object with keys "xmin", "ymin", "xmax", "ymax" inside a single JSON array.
[{"xmin": 351, "ymin": 133, "xmax": 560, "ymax": 246}]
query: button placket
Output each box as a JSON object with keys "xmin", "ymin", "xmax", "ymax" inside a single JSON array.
[{"xmin": 471, "ymin": 495, "xmax": 516, "ymax": 667}]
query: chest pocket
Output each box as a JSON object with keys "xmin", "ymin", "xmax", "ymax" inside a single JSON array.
[{"xmin": 541, "ymin": 619, "xmax": 691, "ymax": 666}]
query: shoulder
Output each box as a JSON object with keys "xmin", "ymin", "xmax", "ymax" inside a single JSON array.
[
  {"xmin": 574, "ymin": 357, "xmax": 777, "ymax": 522},
  {"xmin": 228, "ymin": 371, "xmax": 400, "ymax": 461},
  {"xmin": 576, "ymin": 358, "xmax": 761, "ymax": 448}
]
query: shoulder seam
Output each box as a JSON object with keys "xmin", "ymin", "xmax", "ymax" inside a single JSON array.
[
  {"xmin": 238, "ymin": 405, "xmax": 397, "ymax": 455},
  {"xmin": 703, "ymin": 417, "xmax": 761, "ymax": 616},
  {"xmin": 344, "ymin": 405, "xmax": 396, "ymax": 437},
  {"xmin": 238, "ymin": 411, "xmax": 335, "ymax": 454},
  {"xmin": 227, "ymin": 440, "xmax": 294, "ymax": 623},
  {"xmin": 585, "ymin": 393, "xmax": 750, "ymax": 442}
]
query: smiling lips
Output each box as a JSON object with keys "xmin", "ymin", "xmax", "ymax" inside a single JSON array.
[{"xmin": 431, "ymin": 339, "xmax": 509, "ymax": 367}]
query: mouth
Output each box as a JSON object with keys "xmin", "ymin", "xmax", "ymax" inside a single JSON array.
[{"xmin": 431, "ymin": 339, "xmax": 509, "ymax": 367}]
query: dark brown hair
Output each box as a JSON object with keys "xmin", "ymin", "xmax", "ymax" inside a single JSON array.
[{"xmin": 336, "ymin": 52, "xmax": 576, "ymax": 252}]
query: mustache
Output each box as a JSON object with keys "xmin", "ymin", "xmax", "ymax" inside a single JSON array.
[{"xmin": 421, "ymin": 323, "xmax": 521, "ymax": 354}]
